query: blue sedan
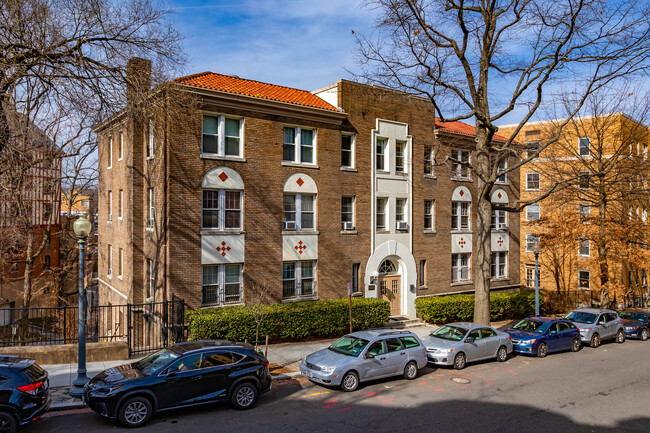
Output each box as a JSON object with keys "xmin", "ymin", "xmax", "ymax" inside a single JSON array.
[{"xmin": 505, "ymin": 317, "xmax": 582, "ymax": 357}]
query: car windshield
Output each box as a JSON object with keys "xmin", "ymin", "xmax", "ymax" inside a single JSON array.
[
  {"xmin": 328, "ymin": 336, "xmax": 370, "ymax": 357},
  {"xmin": 134, "ymin": 349, "xmax": 181, "ymax": 375},
  {"xmin": 512, "ymin": 319, "xmax": 546, "ymax": 333},
  {"xmin": 620, "ymin": 312, "xmax": 649, "ymax": 322},
  {"xmin": 565, "ymin": 311, "xmax": 598, "ymax": 324},
  {"xmin": 430, "ymin": 325, "xmax": 467, "ymax": 341}
]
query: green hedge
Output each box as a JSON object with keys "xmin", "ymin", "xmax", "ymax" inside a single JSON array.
[
  {"xmin": 415, "ymin": 291, "xmax": 542, "ymax": 324},
  {"xmin": 187, "ymin": 298, "xmax": 390, "ymax": 343}
]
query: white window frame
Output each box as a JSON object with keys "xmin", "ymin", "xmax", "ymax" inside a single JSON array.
[
  {"xmin": 341, "ymin": 196, "xmax": 355, "ymax": 230},
  {"xmin": 491, "ymin": 251, "xmax": 508, "ymax": 279},
  {"xmin": 424, "ymin": 199, "xmax": 435, "ymax": 230},
  {"xmin": 283, "ymin": 193, "xmax": 315, "ymax": 231},
  {"xmin": 451, "ymin": 201, "xmax": 470, "ymax": 230},
  {"xmin": 108, "ymin": 190, "xmax": 112, "ymax": 222},
  {"xmin": 201, "ymin": 114, "xmax": 243, "ymax": 158},
  {"xmin": 525, "ymin": 204, "xmax": 540, "ymax": 221},
  {"xmin": 424, "ymin": 145, "xmax": 435, "ymax": 176},
  {"xmin": 341, "ymin": 134, "xmax": 355, "ymax": 168},
  {"xmin": 579, "ymin": 238, "xmax": 590, "ymax": 257},
  {"xmin": 118, "ymin": 130, "xmax": 124, "ymax": 161},
  {"xmin": 579, "ymin": 137, "xmax": 590, "ymax": 156},
  {"xmin": 201, "ymin": 264, "xmax": 243, "ymax": 306},
  {"xmin": 452, "ymin": 149, "xmax": 471, "ymax": 179},
  {"xmin": 579, "ymin": 170, "xmax": 591, "ymax": 190},
  {"xmin": 147, "ymin": 119, "xmax": 154, "ymax": 159},
  {"xmin": 526, "ymin": 141, "xmax": 540, "ymax": 159},
  {"xmin": 283, "ymin": 126, "xmax": 315, "ymax": 164},
  {"xmin": 107, "ymin": 245, "xmax": 113, "ymax": 278},
  {"xmin": 118, "ymin": 248, "xmax": 123, "ymax": 279},
  {"xmin": 491, "ymin": 209, "xmax": 507, "ymax": 230},
  {"xmin": 107, "ymin": 136, "xmax": 113, "ymax": 169},
  {"xmin": 148, "ymin": 188, "xmax": 155, "ymax": 227},
  {"xmin": 578, "ymin": 270, "xmax": 590, "ymax": 290},
  {"xmin": 578, "ymin": 204, "xmax": 590, "ymax": 221},
  {"xmin": 525, "ymin": 265, "xmax": 535, "ymax": 288},
  {"xmin": 376, "ymin": 197, "xmax": 387, "ymax": 230},
  {"xmin": 376, "ymin": 138, "xmax": 387, "ymax": 171},
  {"xmin": 644, "ymin": 143, "xmax": 648, "ymax": 161},
  {"xmin": 118, "ymin": 189, "xmax": 123, "ymax": 220},
  {"xmin": 202, "ymin": 189, "xmax": 243, "ymax": 230},
  {"xmin": 496, "ymin": 159, "xmax": 507, "ymax": 183},
  {"xmin": 395, "ymin": 140, "xmax": 406, "ymax": 173},
  {"xmin": 451, "ymin": 253, "xmax": 471, "ymax": 283},
  {"xmin": 282, "ymin": 261, "xmax": 316, "ymax": 299},
  {"xmin": 526, "ymin": 172, "xmax": 540, "ymax": 190},
  {"xmin": 149, "ymin": 259, "xmax": 155, "ymax": 298},
  {"xmin": 395, "ymin": 198, "xmax": 407, "ymax": 224},
  {"xmin": 525, "ymin": 234, "xmax": 540, "ymax": 252}
]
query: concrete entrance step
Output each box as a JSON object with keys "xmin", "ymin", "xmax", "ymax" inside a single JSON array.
[{"xmin": 386, "ymin": 315, "xmax": 424, "ymax": 329}]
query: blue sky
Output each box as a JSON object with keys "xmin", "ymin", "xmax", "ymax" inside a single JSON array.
[{"xmin": 169, "ymin": 0, "xmax": 378, "ymax": 91}]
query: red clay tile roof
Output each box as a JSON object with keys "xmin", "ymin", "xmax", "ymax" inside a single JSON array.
[
  {"xmin": 175, "ymin": 72, "xmax": 339, "ymax": 112},
  {"xmin": 435, "ymin": 118, "xmax": 507, "ymax": 141}
]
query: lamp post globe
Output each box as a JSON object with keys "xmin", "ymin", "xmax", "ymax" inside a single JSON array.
[{"xmin": 70, "ymin": 215, "xmax": 91, "ymax": 398}]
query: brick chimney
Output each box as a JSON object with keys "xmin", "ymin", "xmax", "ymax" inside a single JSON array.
[{"xmin": 126, "ymin": 57, "xmax": 152, "ymax": 107}]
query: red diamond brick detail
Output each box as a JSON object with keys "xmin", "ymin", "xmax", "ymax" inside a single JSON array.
[
  {"xmin": 497, "ymin": 237, "xmax": 504, "ymax": 246},
  {"xmin": 458, "ymin": 238, "xmax": 466, "ymax": 248},
  {"xmin": 216, "ymin": 241, "xmax": 231, "ymax": 257},
  {"xmin": 497, "ymin": 192, "xmax": 502, "ymax": 199},
  {"xmin": 296, "ymin": 177, "xmax": 304, "ymax": 187},
  {"xmin": 459, "ymin": 189, "xmax": 464, "ymax": 197},
  {"xmin": 218, "ymin": 172, "xmax": 228, "ymax": 182},
  {"xmin": 294, "ymin": 240, "xmax": 306, "ymax": 254}
]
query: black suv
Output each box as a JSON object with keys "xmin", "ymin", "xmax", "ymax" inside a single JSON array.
[
  {"xmin": 83, "ymin": 340, "xmax": 272, "ymax": 427},
  {"xmin": 0, "ymin": 356, "xmax": 50, "ymax": 433}
]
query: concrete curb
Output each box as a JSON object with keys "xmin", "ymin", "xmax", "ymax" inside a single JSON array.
[{"xmin": 271, "ymin": 371, "xmax": 301, "ymax": 381}]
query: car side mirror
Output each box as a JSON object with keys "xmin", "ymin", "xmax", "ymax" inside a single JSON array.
[
  {"xmin": 466, "ymin": 337, "xmax": 474, "ymax": 343},
  {"xmin": 549, "ymin": 330, "xmax": 557, "ymax": 335}
]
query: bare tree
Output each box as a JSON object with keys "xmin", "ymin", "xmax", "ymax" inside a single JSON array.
[{"xmin": 356, "ymin": 0, "xmax": 650, "ymax": 323}]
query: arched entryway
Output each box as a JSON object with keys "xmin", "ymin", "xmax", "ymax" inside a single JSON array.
[{"xmin": 378, "ymin": 259, "xmax": 401, "ymax": 315}]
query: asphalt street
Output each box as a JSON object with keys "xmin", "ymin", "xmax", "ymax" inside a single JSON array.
[{"xmin": 35, "ymin": 338, "xmax": 650, "ymax": 433}]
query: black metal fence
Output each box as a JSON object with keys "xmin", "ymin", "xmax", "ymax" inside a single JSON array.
[
  {"xmin": 0, "ymin": 296, "xmax": 187, "ymax": 358},
  {"xmin": 543, "ymin": 290, "xmax": 649, "ymax": 311}
]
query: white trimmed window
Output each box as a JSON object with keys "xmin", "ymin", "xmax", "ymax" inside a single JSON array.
[
  {"xmin": 202, "ymin": 264, "xmax": 242, "ymax": 306},
  {"xmin": 376, "ymin": 197, "xmax": 387, "ymax": 230},
  {"xmin": 424, "ymin": 200, "xmax": 434, "ymax": 230},
  {"xmin": 202, "ymin": 115, "xmax": 242, "ymax": 157},
  {"xmin": 579, "ymin": 238, "xmax": 590, "ymax": 257},
  {"xmin": 496, "ymin": 159, "xmax": 507, "ymax": 183},
  {"xmin": 579, "ymin": 204, "xmax": 590, "ymax": 221},
  {"xmin": 526, "ymin": 141, "xmax": 540, "ymax": 159},
  {"xmin": 148, "ymin": 188, "xmax": 154, "ymax": 227},
  {"xmin": 149, "ymin": 259, "xmax": 155, "ymax": 298},
  {"xmin": 491, "ymin": 252, "xmax": 507, "ymax": 278},
  {"xmin": 118, "ymin": 189, "xmax": 123, "ymax": 220},
  {"xmin": 526, "ymin": 172, "xmax": 540, "ymax": 190},
  {"xmin": 395, "ymin": 140, "xmax": 406, "ymax": 173},
  {"xmin": 108, "ymin": 191, "xmax": 112, "ymax": 222},
  {"xmin": 452, "ymin": 253, "xmax": 471, "ymax": 282},
  {"xmin": 376, "ymin": 138, "xmax": 387, "ymax": 171},
  {"xmin": 202, "ymin": 190, "xmax": 242, "ymax": 230},
  {"xmin": 579, "ymin": 171, "xmax": 591, "ymax": 190},
  {"xmin": 451, "ymin": 202, "xmax": 470, "ymax": 230},
  {"xmin": 579, "ymin": 137, "xmax": 590, "ymax": 156},
  {"xmin": 118, "ymin": 130, "xmax": 124, "ymax": 161},
  {"xmin": 282, "ymin": 261, "xmax": 315, "ymax": 299},
  {"xmin": 525, "ymin": 204, "xmax": 540, "ymax": 221},
  {"xmin": 452, "ymin": 149, "xmax": 471, "ymax": 179},
  {"xmin": 283, "ymin": 194, "xmax": 314, "ymax": 231},
  {"xmin": 283, "ymin": 126, "xmax": 314, "ymax": 164},
  {"xmin": 341, "ymin": 134, "xmax": 354, "ymax": 168},
  {"xmin": 107, "ymin": 245, "xmax": 112, "ymax": 277},
  {"xmin": 108, "ymin": 136, "xmax": 113, "ymax": 169},
  {"xmin": 578, "ymin": 270, "xmax": 590, "ymax": 290},
  {"xmin": 491, "ymin": 209, "xmax": 507, "ymax": 230},
  {"xmin": 525, "ymin": 234, "xmax": 540, "ymax": 252},
  {"xmin": 147, "ymin": 119, "xmax": 154, "ymax": 158},
  {"xmin": 526, "ymin": 265, "xmax": 535, "ymax": 288},
  {"xmin": 424, "ymin": 145, "xmax": 435, "ymax": 175},
  {"xmin": 341, "ymin": 196, "xmax": 355, "ymax": 230},
  {"xmin": 644, "ymin": 144, "xmax": 648, "ymax": 161},
  {"xmin": 118, "ymin": 248, "xmax": 123, "ymax": 278},
  {"xmin": 395, "ymin": 198, "xmax": 407, "ymax": 229}
]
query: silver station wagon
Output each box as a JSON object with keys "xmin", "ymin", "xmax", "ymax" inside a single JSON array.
[{"xmin": 299, "ymin": 330, "xmax": 428, "ymax": 392}]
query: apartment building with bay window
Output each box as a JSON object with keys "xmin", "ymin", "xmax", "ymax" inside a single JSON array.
[{"xmin": 95, "ymin": 58, "xmax": 520, "ymax": 316}]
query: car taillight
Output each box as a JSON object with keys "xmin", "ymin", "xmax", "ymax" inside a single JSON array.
[
  {"xmin": 509, "ymin": 336, "xmax": 512, "ymax": 340},
  {"xmin": 261, "ymin": 361, "xmax": 269, "ymax": 367},
  {"xmin": 18, "ymin": 381, "xmax": 43, "ymax": 395}
]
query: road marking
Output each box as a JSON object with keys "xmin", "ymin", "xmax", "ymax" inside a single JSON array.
[
  {"xmin": 383, "ymin": 399, "xmax": 394, "ymax": 402},
  {"xmin": 324, "ymin": 399, "xmax": 338, "ymax": 403},
  {"xmin": 457, "ymin": 385, "xmax": 468, "ymax": 389},
  {"xmin": 338, "ymin": 407, "xmax": 352, "ymax": 411},
  {"xmin": 302, "ymin": 391, "xmax": 331, "ymax": 398},
  {"xmin": 365, "ymin": 392, "xmax": 377, "ymax": 396},
  {"xmin": 435, "ymin": 387, "xmax": 444, "ymax": 391},
  {"xmin": 418, "ymin": 381, "xmax": 427, "ymax": 385}
]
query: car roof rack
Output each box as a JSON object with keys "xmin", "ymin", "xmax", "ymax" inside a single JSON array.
[{"xmin": 378, "ymin": 330, "xmax": 415, "ymax": 337}]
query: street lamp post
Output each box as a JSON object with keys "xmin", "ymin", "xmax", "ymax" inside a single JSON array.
[
  {"xmin": 531, "ymin": 240, "xmax": 541, "ymax": 316},
  {"xmin": 70, "ymin": 215, "xmax": 92, "ymax": 398}
]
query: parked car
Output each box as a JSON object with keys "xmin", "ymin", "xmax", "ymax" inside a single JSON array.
[
  {"xmin": 83, "ymin": 340, "xmax": 272, "ymax": 428},
  {"xmin": 505, "ymin": 317, "xmax": 581, "ymax": 357},
  {"xmin": 0, "ymin": 356, "xmax": 50, "ymax": 433},
  {"xmin": 421, "ymin": 323, "xmax": 513, "ymax": 370},
  {"xmin": 565, "ymin": 308, "xmax": 625, "ymax": 347},
  {"xmin": 618, "ymin": 309, "xmax": 650, "ymax": 340},
  {"xmin": 299, "ymin": 330, "xmax": 427, "ymax": 392}
]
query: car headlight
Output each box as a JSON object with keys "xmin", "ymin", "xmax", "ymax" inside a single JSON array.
[
  {"xmin": 302, "ymin": 356, "xmax": 307, "ymax": 364},
  {"xmin": 579, "ymin": 328, "xmax": 591, "ymax": 332},
  {"xmin": 520, "ymin": 339, "xmax": 536, "ymax": 345},
  {"xmin": 429, "ymin": 348, "xmax": 453, "ymax": 354},
  {"xmin": 91, "ymin": 385, "xmax": 122, "ymax": 395},
  {"xmin": 321, "ymin": 366, "xmax": 336, "ymax": 373}
]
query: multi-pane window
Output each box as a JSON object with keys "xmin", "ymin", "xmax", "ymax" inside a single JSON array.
[
  {"xmin": 578, "ymin": 204, "xmax": 590, "ymax": 221},
  {"xmin": 424, "ymin": 145, "xmax": 435, "ymax": 175},
  {"xmin": 341, "ymin": 134, "xmax": 354, "ymax": 168},
  {"xmin": 118, "ymin": 189, "xmax": 123, "ymax": 219},
  {"xmin": 282, "ymin": 261, "xmax": 316, "ymax": 299},
  {"xmin": 147, "ymin": 119, "xmax": 154, "ymax": 158},
  {"xmin": 424, "ymin": 200, "xmax": 434, "ymax": 230},
  {"xmin": 578, "ymin": 270, "xmax": 590, "ymax": 290},
  {"xmin": 149, "ymin": 259, "xmax": 155, "ymax": 298},
  {"xmin": 526, "ymin": 141, "xmax": 540, "ymax": 159},
  {"xmin": 579, "ymin": 137, "xmax": 590, "ymax": 156},
  {"xmin": 451, "ymin": 253, "xmax": 471, "ymax": 282},
  {"xmin": 108, "ymin": 136, "xmax": 113, "ymax": 169},
  {"xmin": 341, "ymin": 196, "xmax": 355, "ymax": 230},
  {"xmin": 491, "ymin": 209, "xmax": 507, "ymax": 230},
  {"xmin": 491, "ymin": 252, "xmax": 507, "ymax": 278},
  {"xmin": 496, "ymin": 159, "xmax": 507, "ymax": 183},
  {"xmin": 118, "ymin": 130, "xmax": 124, "ymax": 161},
  {"xmin": 525, "ymin": 234, "xmax": 540, "ymax": 252},
  {"xmin": 419, "ymin": 259, "xmax": 427, "ymax": 286},
  {"xmin": 452, "ymin": 150, "xmax": 471, "ymax": 179},
  {"xmin": 376, "ymin": 197, "xmax": 387, "ymax": 230},
  {"xmin": 148, "ymin": 188, "xmax": 154, "ymax": 227},
  {"xmin": 202, "ymin": 264, "xmax": 242, "ymax": 306},
  {"xmin": 376, "ymin": 138, "xmax": 387, "ymax": 171},
  {"xmin": 579, "ymin": 238, "xmax": 590, "ymax": 256},
  {"xmin": 451, "ymin": 202, "xmax": 470, "ymax": 230},
  {"xmin": 283, "ymin": 127, "xmax": 314, "ymax": 164},
  {"xmin": 395, "ymin": 198, "xmax": 407, "ymax": 226},
  {"xmin": 118, "ymin": 248, "xmax": 123, "ymax": 278},
  {"xmin": 526, "ymin": 172, "xmax": 540, "ymax": 190},
  {"xmin": 352, "ymin": 263, "xmax": 360, "ymax": 292},
  {"xmin": 202, "ymin": 190, "xmax": 242, "ymax": 230},
  {"xmin": 395, "ymin": 141, "xmax": 406, "ymax": 173},
  {"xmin": 525, "ymin": 204, "xmax": 540, "ymax": 221},
  {"xmin": 526, "ymin": 265, "xmax": 536, "ymax": 288},
  {"xmin": 202, "ymin": 115, "xmax": 242, "ymax": 157},
  {"xmin": 108, "ymin": 190, "xmax": 113, "ymax": 221},
  {"xmin": 579, "ymin": 171, "xmax": 591, "ymax": 189},
  {"xmin": 283, "ymin": 194, "xmax": 315, "ymax": 230}
]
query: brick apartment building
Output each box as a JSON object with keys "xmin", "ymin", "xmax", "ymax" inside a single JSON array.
[{"xmin": 95, "ymin": 59, "xmax": 520, "ymax": 317}]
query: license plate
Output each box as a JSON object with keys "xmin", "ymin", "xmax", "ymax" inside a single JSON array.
[{"xmin": 305, "ymin": 370, "xmax": 313, "ymax": 378}]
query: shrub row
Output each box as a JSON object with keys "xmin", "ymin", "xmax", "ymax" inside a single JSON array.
[
  {"xmin": 186, "ymin": 298, "xmax": 390, "ymax": 343},
  {"xmin": 415, "ymin": 291, "xmax": 542, "ymax": 324}
]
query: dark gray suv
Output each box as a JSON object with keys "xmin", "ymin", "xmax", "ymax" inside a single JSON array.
[{"xmin": 565, "ymin": 308, "xmax": 625, "ymax": 348}]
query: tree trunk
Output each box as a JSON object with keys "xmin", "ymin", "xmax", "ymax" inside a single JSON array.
[
  {"xmin": 473, "ymin": 130, "xmax": 492, "ymax": 325},
  {"xmin": 597, "ymin": 199, "xmax": 609, "ymax": 307},
  {"xmin": 20, "ymin": 228, "xmax": 34, "ymax": 343}
]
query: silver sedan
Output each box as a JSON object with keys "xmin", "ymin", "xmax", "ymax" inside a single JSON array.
[{"xmin": 421, "ymin": 322, "xmax": 513, "ymax": 369}]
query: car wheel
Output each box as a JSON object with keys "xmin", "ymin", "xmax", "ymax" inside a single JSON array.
[
  {"xmin": 570, "ymin": 338, "xmax": 581, "ymax": 352},
  {"xmin": 497, "ymin": 345, "xmax": 508, "ymax": 362},
  {"xmin": 118, "ymin": 396, "xmax": 153, "ymax": 428},
  {"xmin": 537, "ymin": 342, "xmax": 548, "ymax": 358},
  {"xmin": 340, "ymin": 371, "xmax": 359, "ymax": 392},
  {"xmin": 0, "ymin": 411, "xmax": 17, "ymax": 433},
  {"xmin": 404, "ymin": 361, "xmax": 418, "ymax": 380},
  {"xmin": 642, "ymin": 328, "xmax": 649, "ymax": 341},
  {"xmin": 230, "ymin": 382, "xmax": 259, "ymax": 410},
  {"xmin": 590, "ymin": 333, "xmax": 600, "ymax": 348},
  {"xmin": 453, "ymin": 352, "xmax": 466, "ymax": 370},
  {"xmin": 616, "ymin": 329, "xmax": 625, "ymax": 344}
]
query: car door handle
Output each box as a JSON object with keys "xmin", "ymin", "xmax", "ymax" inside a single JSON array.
[
  {"xmin": 379, "ymin": 357, "xmax": 386, "ymax": 360},
  {"xmin": 192, "ymin": 375, "xmax": 203, "ymax": 381},
  {"xmin": 400, "ymin": 352, "xmax": 406, "ymax": 355}
]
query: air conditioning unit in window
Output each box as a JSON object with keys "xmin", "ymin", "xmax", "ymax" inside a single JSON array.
[
  {"xmin": 342, "ymin": 221, "xmax": 354, "ymax": 231},
  {"xmin": 107, "ymin": 214, "xmax": 112, "ymax": 221},
  {"xmin": 396, "ymin": 221, "xmax": 409, "ymax": 231},
  {"xmin": 283, "ymin": 221, "xmax": 296, "ymax": 230},
  {"xmin": 146, "ymin": 218, "xmax": 154, "ymax": 227}
]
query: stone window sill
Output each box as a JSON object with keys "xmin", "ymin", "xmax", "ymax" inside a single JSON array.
[
  {"xmin": 340, "ymin": 167, "xmax": 357, "ymax": 172},
  {"xmin": 282, "ymin": 296, "xmax": 319, "ymax": 303},
  {"xmin": 340, "ymin": 230, "xmax": 358, "ymax": 235},
  {"xmin": 282, "ymin": 162, "xmax": 319, "ymax": 169},
  {"xmin": 282, "ymin": 230, "xmax": 319, "ymax": 235},
  {"xmin": 201, "ymin": 229, "xmax": 246, "ymax": 235},
  {"xmin": 451, "ymin": 281, "xmax": 473, "ymax": 287},
  {"xmin": 423, "ymin": 230, "xmax": 437, "ymax": 235},
  {"xmin": 201, "ymin": 154, "xmax": 246, "ymax": 162},
  {"xmin": 423, "ymin": 174, "xmax": 437, "ymax": 180}
]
